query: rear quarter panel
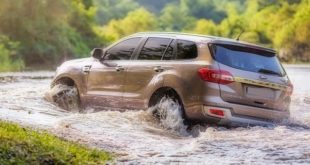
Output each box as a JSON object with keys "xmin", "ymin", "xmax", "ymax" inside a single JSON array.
[{"xmin": 162, "ymin": 43, "xmax": 216, "ymax": 119}]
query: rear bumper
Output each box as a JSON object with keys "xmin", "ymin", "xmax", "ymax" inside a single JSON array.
[
  {"xmin": 199, "ymin": 92, "xmax": 290, "ymax": 123},
  {"xmin": 185, "ymin": 97, "xmax": 290, "ymax": 126},
  {"xmin": 202, "ymin": 106, "xmax": 287, "ymax": 126},
  {"xmin": 204, "ymin": 103, "xmax": 290, "ymax": 126}
]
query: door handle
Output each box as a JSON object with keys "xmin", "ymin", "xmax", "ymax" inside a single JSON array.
[
  {"xmin": 115, "ymin": 66, "xmax": 125, "ymax": 72},
  {"xmin": 153, "ymin": 66, "xmax": 164, "ymax": 72},
  {"xmin": 82, "ymin": 65, "xmax": 91, "ymax": 74}
]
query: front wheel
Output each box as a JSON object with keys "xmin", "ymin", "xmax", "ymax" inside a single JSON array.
[{"xmin": 50, "ymin": 84, "xmax": 80, "ymax": 112}]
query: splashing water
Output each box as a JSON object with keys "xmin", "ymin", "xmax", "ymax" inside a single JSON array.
[
  {"xmin": 45, "ymin": 84, "xmax": 80, "ymax": 112},
  {"xmin": 148, "ymin": 97, "xmax": 189, "ymax": 136}
]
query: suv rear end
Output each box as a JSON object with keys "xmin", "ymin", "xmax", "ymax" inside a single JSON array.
[{"xmin": 196, "ymin": 40, "xmax": 292, "ymax": 126}]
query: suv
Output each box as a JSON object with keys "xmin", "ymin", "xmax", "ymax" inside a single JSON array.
[{"xmin": 50, "ymin": 32, "xmax": 293, "ymax": 126}]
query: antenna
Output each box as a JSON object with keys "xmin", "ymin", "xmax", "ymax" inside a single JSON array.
[{"xmin": 236, "ymin": 29, "xmax": 244, "ymax": 41}]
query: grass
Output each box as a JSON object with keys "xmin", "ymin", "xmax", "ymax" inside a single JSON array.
[{"xmin": 0, "ymin": 121, "xmax": 113, "ymax": 165}]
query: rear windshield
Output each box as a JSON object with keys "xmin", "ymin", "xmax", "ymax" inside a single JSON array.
[{"xmin": 210, "ymin": 44, "xmax": 285, "ymax": 77}]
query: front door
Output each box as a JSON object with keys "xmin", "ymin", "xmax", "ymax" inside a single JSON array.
[{"xmin": 85, "ymin": 37, "xmax": 142, "ymax": 109}]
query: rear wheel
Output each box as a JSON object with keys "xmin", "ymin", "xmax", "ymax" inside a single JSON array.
[
  {"xmin": 51, "ymin": 84, "xmax": 80, "ymax": 112},
  {"xmin": 149, "ymin": 89, "xmax": 188, "ymax": 132}
]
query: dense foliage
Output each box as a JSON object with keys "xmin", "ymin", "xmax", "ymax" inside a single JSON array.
[
  {"xmin": 0, "ymin": 35, "xmax": 24, "ymax": 71},
  {"xmin": 0, "ymin": 121, "xmax": 112, "ymax": 164},
  {"xmin": 0, "ymin": 0, "xmax": 309, "ymax": 70}
]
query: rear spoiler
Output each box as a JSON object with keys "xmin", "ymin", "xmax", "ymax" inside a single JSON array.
[{"xmin": 209, "ymin": 40, "xmax": 276, "ymax": 54}]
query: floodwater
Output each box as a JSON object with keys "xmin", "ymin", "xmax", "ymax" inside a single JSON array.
[{"xmin": 0, "ymin": 67, "xmax": 309, "ymax": 164}]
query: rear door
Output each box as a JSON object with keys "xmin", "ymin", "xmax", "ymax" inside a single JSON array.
[
  {"xmin": 122, "ymin": 37, "xmax": 173, "ymax": 109},
  {"xmin": 210, "ymin": 44, "xmax": 290, "ymax": 111}
]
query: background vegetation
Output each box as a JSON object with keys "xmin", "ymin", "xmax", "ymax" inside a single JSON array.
[
  {"xmin": 0, "ymin": 0, "xmax": 309, "ymax": 71},
  {"xmin": 0, "ymin": 121, "xmax": 112, "ymax": 164}
]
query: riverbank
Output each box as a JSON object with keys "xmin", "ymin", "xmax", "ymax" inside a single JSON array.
[{"xmin": 0, "ymin": 121, "xmax": 113, "ymax": 164}]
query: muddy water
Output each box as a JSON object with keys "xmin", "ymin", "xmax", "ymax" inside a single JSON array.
[{"xmin": 0, "ymin": 67, "xmax": 310, "ymax": 164}]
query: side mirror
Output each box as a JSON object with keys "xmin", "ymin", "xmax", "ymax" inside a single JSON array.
[{"xmin": 91, "ymin": 48, "xmax": 104, "ymax": 60}]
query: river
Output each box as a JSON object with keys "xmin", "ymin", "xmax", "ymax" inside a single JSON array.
[{"xmin": 0, "ymin": 66, "xmax": 309, "ymax": 164}]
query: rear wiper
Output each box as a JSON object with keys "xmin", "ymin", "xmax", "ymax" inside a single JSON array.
[{"xmin": 258, "ymin": 68, "xmax": 281, "ymax": 76}]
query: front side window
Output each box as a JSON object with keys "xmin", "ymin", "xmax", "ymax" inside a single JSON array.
[
  {"xmin": 105, "ymin": 37, "xmax": 141, "ymax": 60},
  {"xmin": 138, "ymin": 37, "xmax": 171, "ymax": 60},
  {"xmin": 176, "ymin": 40, "xmax": 198, "ymax": 59}
]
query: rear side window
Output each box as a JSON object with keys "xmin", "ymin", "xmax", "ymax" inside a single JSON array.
[
  {"xmin": 211, "ymin": 44, "xmax": 285, "ymax": 76},
  {"xmin": 138, "ymin": 37, "xmax": 171, "ymax": 60},
  {"xmin": 162, "ymin": 39, "xmax": 176, "ymax": 60},
  {"xmin": 105, "ymin": 37, "xmax": 141, "ymax": 60},
  {"xmin": 176, "ymin": 40, "xmax": 198, "ymax": 59}
]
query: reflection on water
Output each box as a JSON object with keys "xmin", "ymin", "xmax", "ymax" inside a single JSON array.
[{"xmin": 0, "ymin": 67, "xmax": 309, "ymax": 164}]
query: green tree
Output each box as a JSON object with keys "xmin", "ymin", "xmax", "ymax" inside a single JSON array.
[
  {"xmin": 135, "ymin": 0, "xmax": 178, "ymax": 14},
  {"xmin": 182, "ymin": 0, "xmax": 227, "ymax": 23},
  {"xmin": 0, "ymin": 0, "xmax": 72, "ymax": 65},
  {"xmin": 93, "ymin": 0, "xmax": 140, "ymax": 25},
  {"xmin": 0, "ymin": 0, "xmax": 102, "ymax": 66},
  {"xmin": 97, "ymin": 8, "xmax": 158, "ymax": 42},
  {"xmin": 0, "ymin": 0, "xmax": 309, "ymax": 71},
  {"xmin": 159, "ymin": 2, "xmax": 196, "ymax": 31},
  {"xmin": 190, "ymin": 19, "xmax": 218, "ymax": 36},
  {"xmin": 274, "ymin": 0, "xmax": 310, "ymax": 62},
  {"xmin": 0, "ymin": 35, "xmax": 24, "ymax": 71},
  {"xmin": 69, "ymin": 0, "xmax": 103, "ymax": 57}
]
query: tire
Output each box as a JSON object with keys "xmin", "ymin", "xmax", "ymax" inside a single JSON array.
[
  {"xmin": 149, "ymin": 89, "xmax": 186, "ymax": 118},
  {"xmin": 150, "ymin": 92, "xmax": 187, "ymax": 132},
  {"xmin": 51, "ymin": 84, "xmax": 80, "ymax": 112}
]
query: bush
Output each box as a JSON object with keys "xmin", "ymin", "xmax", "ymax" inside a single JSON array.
[{"xmin": 0, "ymin": 35, "xmax": 24, "ymax": 72}]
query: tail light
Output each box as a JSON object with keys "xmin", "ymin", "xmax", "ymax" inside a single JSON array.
[
  {"xmin": 286, "ymin": 83, "xmax": 293, "ymax": 96},
  {"xmin": 209, "ymin": 109, "xmax": 225, "ymax": 117},
  {"xmin": 203, "ymin": 106, "xmax": 226, "ymax": 118},
  {"xmin": 198, "ymin": 68, "xmax": 234, "ymax": 84}
]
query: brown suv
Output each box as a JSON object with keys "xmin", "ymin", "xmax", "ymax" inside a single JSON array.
[{"xmin": 49, "ymin": 32, "xmax": 293, "ymax": 126}]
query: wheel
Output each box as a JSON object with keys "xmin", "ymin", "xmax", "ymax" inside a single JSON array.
[
  {"xmin": 149, "ymin": 92, "xmax": 188, "ymax": 133},
  {"xmin": 50, "ymin": 84, "xmax": 80, "ymax": 112}
]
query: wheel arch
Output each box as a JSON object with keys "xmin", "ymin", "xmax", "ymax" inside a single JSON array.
[
  {"xmin": 51, "ymin": 75, "xmax": 82, "ymax": 97},
  {"xmin": 52, "ymin": 76, "xmax": 76, "ymax": 87},
  {"xmin": 148, "ymin": 86, "xmax": 183, "ymax": 107}
]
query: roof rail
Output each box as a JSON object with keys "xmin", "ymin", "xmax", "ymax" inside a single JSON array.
[{"xmin": 132, "ymin": 31, "xmax": 218, "ymax": 39}]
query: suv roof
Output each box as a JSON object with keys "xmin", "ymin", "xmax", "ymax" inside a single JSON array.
[{"xmin": 130, "ymin": 32, "xmax": 276, "ymax": 53}]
